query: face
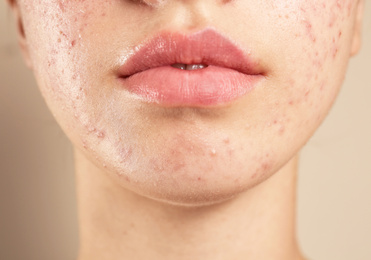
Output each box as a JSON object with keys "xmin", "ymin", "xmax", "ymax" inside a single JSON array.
[{"xmin": 13, "ymin": 0, "xmax": 362, "ymax": 205}]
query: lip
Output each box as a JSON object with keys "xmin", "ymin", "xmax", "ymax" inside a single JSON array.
[{"xmin": 117, "ymin": 28, "xmax": 265, "ymax": 107}]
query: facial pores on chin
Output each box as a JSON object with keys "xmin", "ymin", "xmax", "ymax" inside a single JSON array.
[{"xmin": 19, "ymin": 0, "xmax": 357, "ymax": 204}]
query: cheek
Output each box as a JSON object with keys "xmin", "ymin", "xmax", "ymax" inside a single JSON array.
[
  {"xmin": 23, "ymin": 1, "xmax": 114, "ymax": 138},
  {"xmin": 270, "ymin": 0, "xmax": 355, "ymax": 115}
]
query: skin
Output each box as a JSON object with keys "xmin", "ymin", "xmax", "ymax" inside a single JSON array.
[{"xmin": 7, "ymin": 0, "xmax": 364, "ymax": 259}]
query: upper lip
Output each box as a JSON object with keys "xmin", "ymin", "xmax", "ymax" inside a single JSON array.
[{"xmin": 118, "ymin": 28, "xmax": 263, "ymax": 78}]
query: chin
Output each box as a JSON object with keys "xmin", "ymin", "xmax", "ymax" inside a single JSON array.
[{"xmin": 105, "ymin": 153, "xmax": 279, "ymax": 208}]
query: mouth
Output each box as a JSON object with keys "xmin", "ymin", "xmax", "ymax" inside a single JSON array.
[{"xmin": 117, "ymin": 28, "xmax": 265, "ymax": 107}]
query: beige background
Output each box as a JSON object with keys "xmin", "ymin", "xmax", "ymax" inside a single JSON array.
[{"xmin": 0, "ymin": 2, "xmax": 370, "ymax": 260}]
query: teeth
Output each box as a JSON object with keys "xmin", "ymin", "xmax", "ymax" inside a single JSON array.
[
  {"xmin": 187, "ymin": 64, "xmax": 207, "ymax": 70},
  {"xmin": 171, "ymin": 63, "xmax": 208, "ymax": 70}
]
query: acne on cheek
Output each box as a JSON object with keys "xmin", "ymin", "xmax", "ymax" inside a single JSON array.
[
  {"xmin": 302, "ymin": 0, "xmax": 353, "ymax": 61},
  {"xmin": 34, "ymin": 1, "xmax": 114, "ymax": 149},
  {"xmin": 280, "ymin": 0, "xmax": 354, "ymax": 118}
]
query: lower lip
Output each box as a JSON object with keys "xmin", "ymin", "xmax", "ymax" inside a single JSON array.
[{"xmin": 119, "ymin": 66, "xmax": 263, "ymax": 107}]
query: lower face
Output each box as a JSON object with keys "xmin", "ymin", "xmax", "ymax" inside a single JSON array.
[{"xmin": 20, "ymin": 0, "xmax": 356, "ymax": 205}]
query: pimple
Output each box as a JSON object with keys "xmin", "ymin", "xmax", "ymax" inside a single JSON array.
[
  {"xmin": 302, "ymin": 19, "xmax": 317, "ymax": 43},
  {"xmin": 332, "ymin": 46, "xmax": 339, "ymax": 59},
  {"xmin": 57, "ymin": 1, "xmax": 67, "ymax": 12},
  {"xmin": 70, "ymin": 40, "xmax": 76, "ymax": 47},
  {"xmin": 223, "ymin": 138, "xmax": 230, "ymax": 144},
  {"xmin": 278, "ymin": 126, "xmax": 285, "ymax": 136},
  {"xmin": 82, "ymin": 140, "xmax": 88, "ymax": 150},
  {"xmin": 261, "ymin": 162, "xmax": 270, "ymax": 171},
  {"xmin": 96, "ymin": 131, "xmax": 106, "ymax": 139}
]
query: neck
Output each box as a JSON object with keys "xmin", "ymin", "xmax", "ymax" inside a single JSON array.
[{"xmin": 75, "ymin": 150, "xmax": 304, "ymax": 260}]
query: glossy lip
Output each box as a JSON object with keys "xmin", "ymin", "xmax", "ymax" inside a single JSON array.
[{"xmin": 117, "ymin": 28, "xmax": 265, "ymax": 107}]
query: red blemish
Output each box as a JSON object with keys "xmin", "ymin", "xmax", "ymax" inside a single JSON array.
[
  {"xmin": 58, "ymin": 1, "xmax": 66, "ymax": 12},
  {"xmin": 172, "ymin": 162, "xmax": 185, "ymax": 172},
  {"xmin": 302, "ymin": 19, "xmax": 316, "ymax": 43},
  {"xmin": 328, "ymin": 12, "xmax": 337, "ymax": 28},
  {"xmin": 332, "ymin": 46, "xmax": 339, "ymax": 59},
  {"xmin": 261, "ymin": 162, "xmax": 270, "ymax": 171},
  {"xmin": 82, "ymin": 140, "xmax": 88, "ymax": 150},
  {"xmin": 96, "ymin": 131, "xmax": 105, "ymax": 139},
  {"xmin": 338, "ymin": 31, "xmax": 342, "ymax": 39}
]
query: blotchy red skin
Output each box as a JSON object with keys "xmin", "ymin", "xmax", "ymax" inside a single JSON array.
[{"xmin": 18, "ymin": 0, "xmax": 359, "ymax": 205}]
